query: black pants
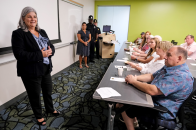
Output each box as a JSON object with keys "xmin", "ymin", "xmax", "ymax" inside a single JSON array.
[
  {"xmin": 89, "ymin": 39, "xmax": 95, "ymax": 61},
  {"xmin": 125, "ymin": 105, "xmax": 157, "ymax": 119},
  {"xmin": 21, "ymin": 64, "xmax": 54, "ymax": 119},
  {"xmin": 95, "ymin": 39, "xmax": 100, "ymax": 58}
]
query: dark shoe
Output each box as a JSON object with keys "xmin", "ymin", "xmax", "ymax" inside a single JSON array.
[
  {"xmin": 46, "ymin": 110, "xmax": 61, "ymax": 117},
  {"xmin": 37, "ymin": 119, "xmax": 46, "ymax": 126},
  {"xmin": 89, "ymin": 60, "xmax": 95, "ymax": 63}
]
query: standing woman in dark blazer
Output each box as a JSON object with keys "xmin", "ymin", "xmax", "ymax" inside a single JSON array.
[{"xmin": 12, "ymin": 7, "xmax": 60, "ymax": 126}]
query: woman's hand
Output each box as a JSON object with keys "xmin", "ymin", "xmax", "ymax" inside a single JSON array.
[
  {"xmin": 128, "ymin": 62, "xmax": 137, "ymax": 68},
  {"xmin": 131, "ymin": 55, "xmax": 136, "ymax": 60},
  {"xmin": 133, "ymin": 48, "xmax": 137, "ymax": 51},
  {"xmin": 47, "ymin": 46, "xmax": 52, "ymax": 55},
  {"xmin": 132, "ymin": 52, "xmax": 138, "ymax": 56},
  {"xmin": 41, "ymin": 47, "xmax": 52, "ymax": 57},
  {"xmin": 84, "ymin": 42, "xmax": 88, "ymax": 46}
]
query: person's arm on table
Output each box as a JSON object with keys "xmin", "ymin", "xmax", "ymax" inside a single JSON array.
[
  {"xmin": 128, "ymin": 62, "xmax": 142, "ymax": 71},
  {"xmin": 125, "ymin": 75, "xmax": 163, "ymax": 96},
  {"xmin": 136, "ymin": 74, "xmax": 154, "ymax": 82},
  {"xmin": 137, "ymin": 56, "xmax": 153, "ymax": 63},
  {"xmin": 133, "ymin": 48, "xmax": 144, "ymax": 54},
  {"xmin": 136, "ymin": 53, "xmax": 147, "ymax": 57}
]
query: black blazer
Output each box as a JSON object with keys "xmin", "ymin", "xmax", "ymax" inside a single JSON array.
[{"xmin": 11, "ymin": 28, "xmax": 55, "ymax": 77}]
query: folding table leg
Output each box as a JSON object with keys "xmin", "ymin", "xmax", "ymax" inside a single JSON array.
[
  {"xmin": 107, "ymin": 103, "xmax": 113, "ymax": 130},
  {"xmin": 110, "ymin": 111, "xmax": 116, "ymax": 130}
]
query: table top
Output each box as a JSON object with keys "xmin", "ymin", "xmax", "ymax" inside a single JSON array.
[{"xmin": 93, "ymin": 42, "xmax": 154, "ymax": 108}]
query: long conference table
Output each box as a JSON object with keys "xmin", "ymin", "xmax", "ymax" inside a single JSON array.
[{"xmin": 93, "ymin": 42, "xmax": 196, "ymax": 130}]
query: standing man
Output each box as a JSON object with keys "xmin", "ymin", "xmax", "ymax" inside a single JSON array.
[
  {"xmin": 86, "ymin": 15, "xmax": 98, "ymax": 63},
  {"xmin": 94, "ymin": 19, "xmax": 101, "ymax": 59}
]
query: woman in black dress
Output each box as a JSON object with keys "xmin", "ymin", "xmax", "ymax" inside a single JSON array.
[{"xmin": 76, "ymin": 22, "xmax": 91, "ymax": 68}]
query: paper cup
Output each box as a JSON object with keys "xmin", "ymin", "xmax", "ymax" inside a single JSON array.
[
  {"xmin": 118, "ymin": 68, "xmax": 123, "ymax": 77},
  {"xmin": 129, "ymin": 47, "xmax": 133, "ymax": 52}
]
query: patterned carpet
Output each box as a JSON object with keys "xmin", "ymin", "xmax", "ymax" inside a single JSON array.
[{"xmin": 0, "ymin": 56, "xmax": 196, "ymax": 130}]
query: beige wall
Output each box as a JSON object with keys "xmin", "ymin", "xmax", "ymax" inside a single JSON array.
[{"xmin": 0, "ymin": 0, "xmax": 95, "ymax": 106}]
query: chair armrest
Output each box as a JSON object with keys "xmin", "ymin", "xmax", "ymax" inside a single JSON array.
[{"xmin": 151, "ymin": 106, "xmax": 168, "ymax": 113}]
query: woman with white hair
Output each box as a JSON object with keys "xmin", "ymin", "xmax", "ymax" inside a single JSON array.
[{"xmin": 12, "ymin": 7, "xmax": 60, "ymax": 126}]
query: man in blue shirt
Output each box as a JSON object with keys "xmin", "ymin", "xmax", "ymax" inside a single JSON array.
[{"xmin": 122, "ymin": 46, "xmax": 193, "ymax": 130}]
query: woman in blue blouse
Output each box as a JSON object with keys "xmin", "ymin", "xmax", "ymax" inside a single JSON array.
[{"xmin": 12, "ymin": 7, "xmax": 60, "ymax": 126}]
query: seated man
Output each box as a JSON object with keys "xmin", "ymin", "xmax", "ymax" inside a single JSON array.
[
  {"xmin": 134, "ymin": 32, "xmax": 145, "ymax": 44},
  {"xmin": 180, "ymin": 35, "xmax": 196, "ymax": 59},
  {"xmin": 122, "ymin": 46, "xmax": 193, "ymax": 130}
]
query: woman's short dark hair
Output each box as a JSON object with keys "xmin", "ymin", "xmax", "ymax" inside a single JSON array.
[{"xmin": 82, "ymin": 22, "xmax": 86, "ymax": 25}]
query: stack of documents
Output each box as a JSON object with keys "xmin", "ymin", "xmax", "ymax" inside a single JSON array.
[{"xmin": 96, "ymin": 87, "xmax": 121, "ymax": 98}]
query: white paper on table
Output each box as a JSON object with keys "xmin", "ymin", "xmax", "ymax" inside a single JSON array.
[
  {"xmin": 117, "ymin": 59, "xmax": 128, "ymax": 62},
  {"xmin": 110, "ymin": 77, "xmax": 126, "ymax": 82},
  {"xmin": 190, "ymin": 63, "xmax": 196, "ymax": 66},
  {"xmin": 96, "ymin": 87, "xmax": 121, "ymax": 98},
  {"xmin": 114, "ymin": 65, "xmax": 127, "ymax": 69},
  {"xmin": 126, "ymin": 52, "xmax": 130, "ymax": 54},
  {"xmin": 122, "ymin": 58, "xmax": 129, "ymax": 60}
]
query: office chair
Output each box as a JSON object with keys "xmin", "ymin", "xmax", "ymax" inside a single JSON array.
[
  {"xmin": 171, "ymin": 40, "xmax": 178, "ymax": 45},
  {"xmin": 173, "ymin": 42, "xmax": 178, "ymax": 45}
]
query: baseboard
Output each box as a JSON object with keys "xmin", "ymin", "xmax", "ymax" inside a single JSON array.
[{"xmin": 0, "ymin": 91, "xmax": 27, "ymax": 112}]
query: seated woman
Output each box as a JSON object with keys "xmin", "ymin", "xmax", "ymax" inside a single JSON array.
[
  {"xmin": 133, "ymin": 35, "xmax": 162, "ymax": 58},
  {"xmin": 128, "ymin": 41, "xmax": 173, "ymax": 74},
  {"xmin": 138, "ymin": 31, "xmax": 151, "ymax": 49},
  {"xmin": 132, "ymin": 35, "xmax": 152, "ymax": 57},
  {"xmin": 131, "ymin": 37, "xmax": 159, "ymax": 63}
]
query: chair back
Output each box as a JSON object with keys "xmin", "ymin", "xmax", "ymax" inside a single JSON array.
[{"xmin": 178, "ymin": 77, "xmax": 196, "ymax": 129}]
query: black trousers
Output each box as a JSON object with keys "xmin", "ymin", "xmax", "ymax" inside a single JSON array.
[
  {"xmin": 125, "ymin": 105, "xmax": 156, "ymax": 119},
  {"xmin": 21, "ymin": 63, "xmax": 54, "ymax": 119},
  {"xmin": 95, "ymin": 39, "xmax": 100, "ymax": 58},
  {"xmin": 89, "ymin": 39, "xmax": 95, "ymax": 61}
]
